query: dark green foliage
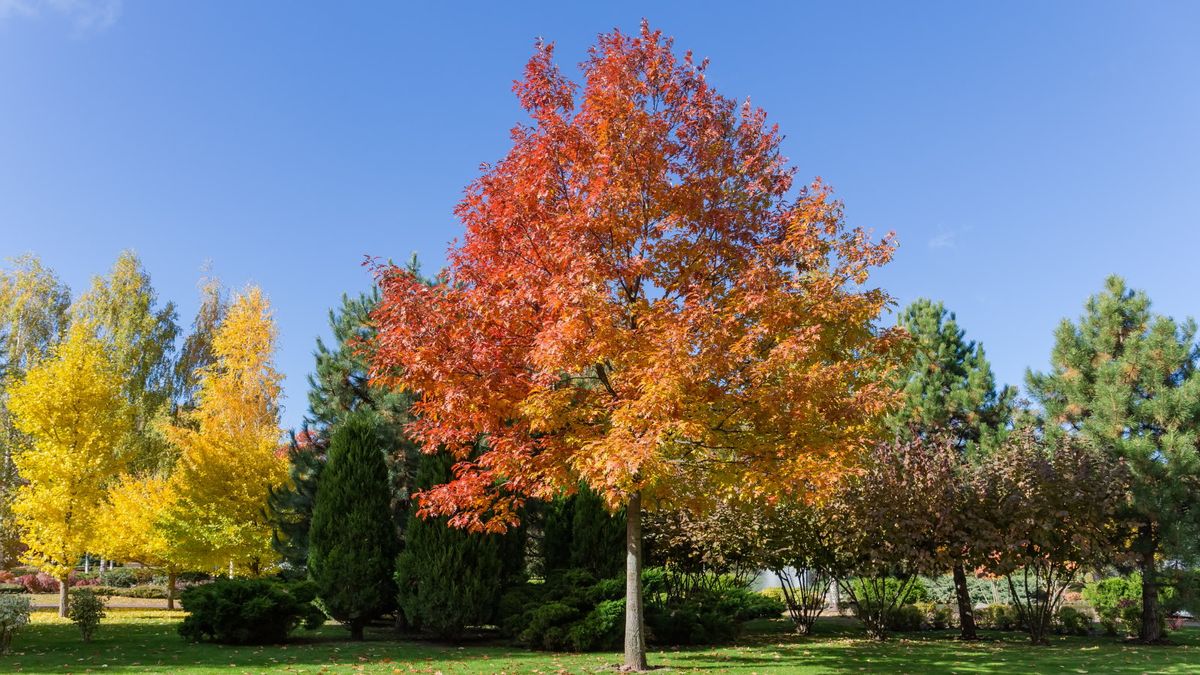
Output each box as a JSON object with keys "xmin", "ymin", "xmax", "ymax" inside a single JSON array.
[
  {"xmin": 1055, "ymin": 606, "xmax": 1093, "ymax": 635},
  {"xmin": 308, "ymin": 410, "xmax": 400, "ymax": 640},
  {"xmin": 840, "ymin": 577, "xmax": 930, "ymax": 639},
  {"xmin": 542, "ymin": 485, "xmax": 625, "ymax": 579},
  {"xmin": 540, "ymin": 485, "xmax": 624, "ymax": 576},
  {"xmin": 500, "ymin": 568, "xmax": 782, "ymax": 651},
  {"xmin": 394, "ymin": 452, "xmax": 510, "ymax": 639},
  {"xmin": 178, "ymin": 579, "xmax": 325, "ymax": 645},
  {"xmin": 268, "ymin": 428, "xmax": 325, "ymax": 572},
  {"xmin": 66, "ymin": 590, "xmax": 105, "ymax": 642},
  {"xmin": 1027, "ymin": 276, "xmax": 1200, "ymax": 640}
]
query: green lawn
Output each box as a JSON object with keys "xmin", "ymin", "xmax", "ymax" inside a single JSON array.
[{"xmin": 5, "ymin": 609, "xmax": 1199, "ymax": 674}]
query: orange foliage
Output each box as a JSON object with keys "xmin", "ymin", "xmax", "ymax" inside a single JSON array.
[{"xmin": 369, "ymin": 23, "xmax": 903, "ymax": 532}]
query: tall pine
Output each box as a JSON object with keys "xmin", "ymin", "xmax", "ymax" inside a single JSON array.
[
  {"xmin": 308, "ymin": 410, "xmax": 398, "ymax": 640},
  {"xmin": 891, "ymin": 298, "xmax": 1015, "ymax": 639},
  {"xmin": 1027, "ymin": 276, "xmax": 1200, "ymax": 643},
  {"xmin": 269, "ymin": 261, "xmax": 424, "ymax": 569}
]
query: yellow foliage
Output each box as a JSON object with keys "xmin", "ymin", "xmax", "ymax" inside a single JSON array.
[
  {"xmin": 160, "ymin": 287, "xmax": 287, "ymax": 574},
  {"xmin": 93, "ymin": 474, "xmax": 185, "ymax": 574},
  {"xmin": 7, "ymin": 323, "xmax": 131, "ymax": 579}
]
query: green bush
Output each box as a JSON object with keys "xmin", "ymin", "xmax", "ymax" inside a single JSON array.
[
  {"xmin": 99, "ymin": 568, "xmax": 141, "ymax": 588},
  {"xmin": 913, "ymin": 602, "xmax": 953, "ymax": 630},
  {"xmin": 501, "ymin": 568, "xmax": 777, "ymax": 650},
  {"xmin": 1054, "ymin": 606, "xmax": 1093, "ymax": 635},
  {"xmin": 976, "ymin": 604, "xmax": 1024, "ymax": 631},
  {"xmin": 178, "ymin": 579, "xmax": 325, "ymax": 644},
  {"xmin": 0, "ymin": 595, "xmax": 31, "ymax": 653},
  {"xmin": 0, "ymin": 584, "xmax": 24, "ymax": 595},
  {"xmin": 1083, "ymin": 573, "xmax": 1172, "ymax": 637},
  {"xmin": 67, "ymin": 589, "xmax": 106, "ymax": 642}
]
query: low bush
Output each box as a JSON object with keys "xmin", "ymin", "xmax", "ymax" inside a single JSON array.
[
  {"xmin": 17, "ymin": 572, "xmax": 59, "ymax": 594},
  {"xmin": 67, "ymin": 589, "xmax": 106, "ymax": 642},
  {"xmin": 0, "ymin": 584, "xmax": 25, "ymax": 595},
  {"xmin": 913, "ymin": 602, "xmax": 954, "ymax": 630},
  {"xmin": 1054, "ymin": 606, "xmax": 1093, "ymax": 636},
  {"xmin": 178, "ymin": 579, "xmax": 325, "ymax": 645},
  {"xmin": 500, "ymin": 567, "xmax": 779, "ymax": 651},
  {"xmin": 118, "ymin": 584, "xmax": 168, "ymax": 599},
  {"xmin": 976, "ymin": 604, "xmax": 1024, "ymax": 631},
  {"xmin": 0, "ymin": 595, "xmax": 31, "ymax": 653}
]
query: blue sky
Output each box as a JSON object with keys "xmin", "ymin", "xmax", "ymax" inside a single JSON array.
[{"xmin": 2, "ymin": 1, "xmax": 1198, "ymax": 430}]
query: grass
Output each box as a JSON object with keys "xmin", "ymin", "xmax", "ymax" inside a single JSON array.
[{"xmin": 4, "ymin": 609, "xmax": 1200, "ymax": 674}]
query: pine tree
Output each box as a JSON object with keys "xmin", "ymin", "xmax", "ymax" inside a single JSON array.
[
  {"xmin": 269, "ymin": 259, "xmax": 425, "ymax": 570},
  {"xmin": 891, "ymin": 299, "xmax": 1016, "ymax": 639},
  {"xmin": 394, "ymin": 451, "xmax": 506, "ymax": 639},
  {"xmin": 1027, "ymin": 276, "xmax": 1200, "ymax": 643},
  {"xmin": 308, "ymin": 410, "xmax": 398, "ymax": 640}
]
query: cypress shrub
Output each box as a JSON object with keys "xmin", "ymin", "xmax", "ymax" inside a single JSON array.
[
  {"xmin": 395, "ymin": 451, "xmax": 507, "ymax": 639},
  {"xmin": 308, "ymin": 410, "xmax": 399, "ymax": 640}
]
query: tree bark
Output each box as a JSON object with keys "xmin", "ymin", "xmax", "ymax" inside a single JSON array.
[
  {"xmin": 166, "ymin": 571, "xmax": 177, "ymax": 611},
  {"xmin": 57, "ymin": 575, "xmax": 68, "ymax": 618},
  {"xmin": 351, "ymin": 619, "xmax": 364, "ymax": 641},
  {"xmin": 623, "ymin": 491, "xmax": 648, "ymax": 672},
  {"xmin": 952, "ymin": 563, "xmax": 978, "ymax": 640},
  {"xmin": 1138, "ymin": 523, "xmax": 1162, "ymax": 642}
]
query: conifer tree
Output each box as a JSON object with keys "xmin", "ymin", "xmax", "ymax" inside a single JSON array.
[
  {"xmin": 394, "ymin": 451, "xmax": 505, "ymax": 639},
  {"xmin": 891, "ymin": 299, "xmax": 1015, "ymax": 639},
  {"xmin": 1027, "ymin": 276, "xmax": 1200, "ymax": 643},
  {"xmin": 269, "ymin": 260, "xmax": 425, "ymax": 570},
  {"xmin": 543, "ymin": 485, "xmax": 626, "ymax": 579},
  {"xmin": 308, "ymin": 410, "xmax": 398, "ymax": 640}
]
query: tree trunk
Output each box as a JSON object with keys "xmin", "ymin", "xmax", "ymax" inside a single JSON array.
[
  {"xmin": 952, "ymin": 563, "xmax": 978, "ymax": 640},
  {"xmin": 1139, "ymin": 524, "xmax": 1162, "ymax": 642},
  {"xmin": 228, "ymin": 559, "xmax": 234, "ymax": 579},
  {"xmin": 166, "ymin": 571, "xmax": 177, "ymax": 611},
  {"xmin": 623, "ymin": 491, "xmax": 648, "ymax": 672},
  {"xmin": 57, "ymin": 575, "xmax": 68, "ymax": 618},
  {"xmin": 351, "ymin": 619, "xmax": 365, "ymax": 641}
]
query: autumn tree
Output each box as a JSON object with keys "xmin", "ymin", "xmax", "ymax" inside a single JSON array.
[
  {"xmin": 369, "ymin": 23, "xmax": 900, "ymax": 670},
  {"xmin": 1026, "ymin": 276, "xmax": 1200, "ymax": 642},
  {"xmin": 827, "ymin": 437, "xmax": 966, "ymax": 640},
  {"xmin": 172, "ymin": 273, "xmax": 227, "ymax": 419},
  {"xmin": 7, "ymin": 323, "xmax": 130, "ymax": 616},
  {"xmin": 757, "ymin": 499, "xmax": 840, "ymax": 635},
  {"xmin": 890, "ymin": 298, "xmax": 1015, "ymax": 639},
  {"xmin": 162, "ymin": 287, "xmax": 288, "ymax": 575},
  {"xmin": 0, "ymin": 255, "xmax": 71, "ymax": 566},
  {"xmin": 72, "ymin": 251, "xmax": 180, "ymax": 474},
  {"xmin": 975, "ymin": 428, "xmax": 1130, "ymax": 644},
  {"xmin": 93, "ymin": 475, "xmax": 188, "ymax": 609}
]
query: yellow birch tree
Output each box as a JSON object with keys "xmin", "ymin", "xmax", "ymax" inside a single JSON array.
[
  {"xmin": 7, "ymin": 323, "xmax": 130, "ymax": 616},
  {"xmin": 93, "ymin": 474, "xmax": 188, "ymax": 608},
  {"xmin": 161, "ymin": 286, "xmax": 288, "ymax": 575}
]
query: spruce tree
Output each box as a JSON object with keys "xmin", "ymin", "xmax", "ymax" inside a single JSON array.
[
  {"xmin": 269, "ymin": 258, "xmax": 425, "ymax": 569},
  {"xmin": 394, "ymin": 451, "xmax": 506, "ymax": 639},
  {"xmin": 308, "ymin": 410, "xmax": 398, "ymax": 640},
  {"xmin": 892, "ymin": 298, "xmax": 1016, "ymax": 640},
  {"xmin": 1027, "ymin": 276, "xmax": 1200, "ymax": 643}
]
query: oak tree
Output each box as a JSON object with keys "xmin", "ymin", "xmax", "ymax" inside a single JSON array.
[{"xmin": 370, "ymin": 23, "xmax": 900, "ymax": 669}]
